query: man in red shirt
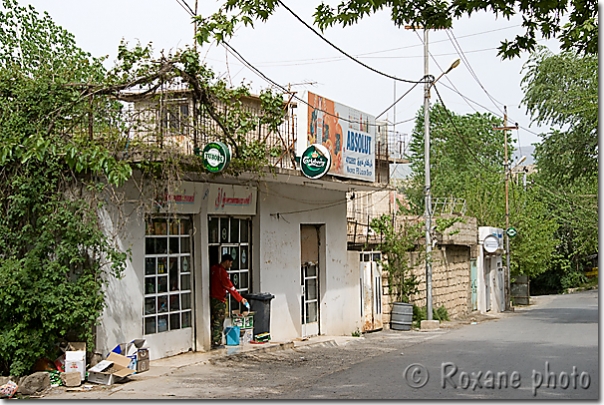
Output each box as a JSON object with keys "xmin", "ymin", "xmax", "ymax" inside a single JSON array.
[{"xmin": 210, "ymin": 254, "xmax": 248, "ymax": 348}]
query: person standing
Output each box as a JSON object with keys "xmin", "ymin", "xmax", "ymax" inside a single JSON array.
[{"xmin": 210, "ymin": 254, "xmax": 248, "ymax": 349}]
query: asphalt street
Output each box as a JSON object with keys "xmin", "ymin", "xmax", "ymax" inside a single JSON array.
[
  {"xmin": 274, "ymin": 290, "xmax": 599, "ymax": 400},
  {"xmin": 41, "ymin": 290, "xmax": 598, "ymax": 400}
]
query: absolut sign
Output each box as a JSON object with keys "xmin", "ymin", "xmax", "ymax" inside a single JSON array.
[
  {"xmin": 300, "ymin": 144, "xmax": 331, "ymax": 179},
  {"xmin": 201, "ymin": 142, "xmax": 231, "ymax": 173}
]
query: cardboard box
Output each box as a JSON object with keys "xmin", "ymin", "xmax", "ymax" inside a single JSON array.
[
  {"xmin": 55, "ymin": 342, "xmax": 87, "ymax": 374},
  {"xmin": 137, "ymin": 348, "xmax": 149, "ymax": 361},
  {"xmin": 231, "ymin": 312, "xmax": 254, "ymax": 329},
  {"xmin": 64, "ymin": 350, "xmax": 86, "ymax": 381},
  {"xmin": 137, "ymin": 359, "xmax": 150, "ymax": 373},
  {"xmin": 111, "ymin": 339, "xmax": 150, "ymax": 373},
  {"xmin": 87, "ymin": 353, "xmax": 134, "ymax": 385},
  {"xmin": 241, "ymin": 329, "xmax": 253, "ymax": 344}
]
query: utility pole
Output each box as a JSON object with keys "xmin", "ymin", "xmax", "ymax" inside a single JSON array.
[
  {"xmin": 422, "ymin": 28, "xmax": 433, "ymax": 321},
  {"xmin": 493, "ymin": 106, "xmax": 518, "ymax": 311},
  {"xmin": 404, "ymin": 25, "xmax": 459, "ymax": 322}
]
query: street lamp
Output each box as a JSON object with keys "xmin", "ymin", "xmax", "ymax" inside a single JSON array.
[{"xmin": 424, "ymin": 53, "xmax": 461, "ymax": 322}]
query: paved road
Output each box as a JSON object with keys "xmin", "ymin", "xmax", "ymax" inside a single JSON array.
[
  {"xmin": 41, "ymin": 290, "xmax": 598, "ymax": 400},
  {"xmin": 273, "ymin": 290, "xmax": 598, "ymax": 400}
]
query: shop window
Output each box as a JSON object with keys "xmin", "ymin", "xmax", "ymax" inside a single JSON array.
[
  {"xmin": 144, "ymin": 216, "xmax": 193, "ymax": 335},
  {"xmin": 208, "ymin": 216, "xmax": 251, "ymax": 314}
]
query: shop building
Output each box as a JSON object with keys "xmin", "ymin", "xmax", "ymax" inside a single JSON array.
[{"xmin": 93, "ymin": 90, "xmax": 391, "ymax": 360}]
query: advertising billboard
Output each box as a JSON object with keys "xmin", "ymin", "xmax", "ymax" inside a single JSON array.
[{"xmin": 305, "ymin": 91, "xmax": 376, "ymax": 182}]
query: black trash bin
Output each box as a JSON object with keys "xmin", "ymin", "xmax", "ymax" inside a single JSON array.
[{"xmin": 242, "ymin": 292, "xmax": 275, "ymax": 338}]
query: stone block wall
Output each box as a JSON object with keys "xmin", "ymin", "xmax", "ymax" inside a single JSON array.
[{"xmin": 382, "ymin": 245, "xmax": 472, "ymax": 327}]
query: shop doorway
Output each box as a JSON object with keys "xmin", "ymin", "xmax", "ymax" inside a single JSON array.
[
  {"xmin": 300, "ymin": 225, "xmax": 321, "ymax": 337},
  {"xmin": 208, "ymin": 216, "xmax": 251, "ymax": 315}
]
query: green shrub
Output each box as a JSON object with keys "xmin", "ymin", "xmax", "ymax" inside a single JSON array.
[{"xmin": 412, "ymin": 305, "xmax": 450, "ymax": 328}]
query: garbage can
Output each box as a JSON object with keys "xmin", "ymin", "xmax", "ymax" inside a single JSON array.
[{"xmin": 242, "ymin": 292, "xmax": 275, "ymax": 339}]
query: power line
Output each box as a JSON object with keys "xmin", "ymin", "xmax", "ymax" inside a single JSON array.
[
  {"xmin": 375, "ymin": 82, "xmax": 421, "ymax": 119},
  {"xmin": 413, "ymin": 31, "xmax": 477, "ymax": 114},
  {"xmin": 446, "ymin": 30, "xmax": 505, "ymax": 115},
  {"xmin": 249, "ymin": 46, "xmax": 500, "ymax": 67},
  {"xmin": 175, "ymin": 0, "xmax": 195, "ymax": 16},
  {"xmin": 436, "ymin": 82, "xmax": 541, "ymax": 137},
  {"xmin": 431, "ymin": 83, "xmax": 495, "ymax": 173},
  {"xmin": 222, "ymin": 41, "xmax": 413, "ymax": 128},
  {"xmin": 276, "ymin": 0, "xmax": 426, "ymax": 84}
]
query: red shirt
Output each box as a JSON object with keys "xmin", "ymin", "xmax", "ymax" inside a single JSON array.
[{"xmin": 210, "ymin": 263, "xmax": 244, "ymax": 303}]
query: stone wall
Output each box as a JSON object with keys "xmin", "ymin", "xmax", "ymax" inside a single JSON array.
[
  {"xmin": 381, "ymin": 215, "xmax": 478, "ymax": 327},
  {"xmin": 382, "ymin": 246, "xmax": 472, "ymax": 327}
]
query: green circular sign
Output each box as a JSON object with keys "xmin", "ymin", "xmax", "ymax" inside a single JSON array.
[
  {"xmin": 300, "ymin": 144, "xmax": 331, "ymax": 179},
  {"xmin": 201, "ymin": 142, "xmax": 231, "ymax": 173},
  {"xmin": 506, "ymin": 227, "xmax": 518, "ymax": 238}
]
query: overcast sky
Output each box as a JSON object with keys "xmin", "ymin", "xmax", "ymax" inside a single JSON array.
[{"xmin": 23, "ymin": 0, "xmax": 563, "ymax": 161}]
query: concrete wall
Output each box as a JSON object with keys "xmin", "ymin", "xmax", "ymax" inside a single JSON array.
[
  {"xmin": 256, "ymin": 182, "xmax": 362, "ymax": 341},
  {"xmin": 96, "ymin": 178, "xmax": 363, "ymax": 360},
  {"xmin": 96, "ymin": 180, "xmax": 202, "ymax": 361}
]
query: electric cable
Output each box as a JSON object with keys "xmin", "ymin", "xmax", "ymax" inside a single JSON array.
[
  {"xmin": 446, "ymin": 30, "xmax": 505, "ymax": 115},
  {"xmin": 375, "ymin": 83, "xmax": 421, "ymax": 119},
  {"xmin": 276, "ymin": 0, "xmax": 427, "ymax": 84},
  {"xmin": 222, "ymin": 41, "xmax": 420, "ymax": 128},
  {"xmin": 431, "ymin": 83, "xmax": 496, "ymax": 173},
  {"xmin": 175, "ymin": 0, "xmax": 195, "ymax": 16},
  {"xmin": 436, "ymin": 82, "xmax": 541, "ymax": 137}
]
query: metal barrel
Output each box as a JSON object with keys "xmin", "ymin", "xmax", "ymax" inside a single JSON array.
[{"xmin": 390, "ymin": 302, "xmax": 413, "ymax": 330}]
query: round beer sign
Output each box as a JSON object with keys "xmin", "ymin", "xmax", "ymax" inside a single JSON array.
[
  {"xmin": 201, "ymin": 142, "xmax": 231, "ymax": 173},
  {"xmin": 300, "ymin": 144, "xmax": 331, "ymax": 179}
]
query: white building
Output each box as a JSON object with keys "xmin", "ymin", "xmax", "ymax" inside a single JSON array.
[{"xmin": 92, "ymin": 90, "xmax": 390, "ymax": 360}]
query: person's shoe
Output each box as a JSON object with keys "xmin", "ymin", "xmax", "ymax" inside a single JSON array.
[{"xmin": 211, "ymin": 344, "xmax": 225, "ymax": 350}]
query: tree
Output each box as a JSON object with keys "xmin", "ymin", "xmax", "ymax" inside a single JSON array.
[
  {"xmin": 520, "ymin": 48, "xmax": 598, "ymax": 291},
  {"xmin": 521, "ymin": 47, "xmax": 598, "ymax": 184},
  {"xmin": 370, "ymin": 212, "xmax": 422, "ymax": 303},
  {"xmin": 0, "ymin": 0, "xmax": 129, "ymax": 376},
  {"xmin": 406, "ymin": 103, "xmax": 558, "ymax": 279},
  {"xmin": 195, "ymin": 0, "xmax": 597, "ymax": 59},
  {"xmin": 405, "ymin": 103, "xmax": 507, "ymax": 225},
  {"xmin": 0, "ymin": 0, "xmax": 287, "ymax": 376}
]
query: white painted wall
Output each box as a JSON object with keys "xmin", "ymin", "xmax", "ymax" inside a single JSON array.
[
  {"xmin": 96, "ymin": 179, "xmax": 203, "ymax": 361},
  {"xmin": 256, "ymin": 183, "xmax": 362, "ymax": 341},
  {"xmin": 477, "ymin": 227, "xmax": 505, "ymax": 314},
  {"xmin": 96, "ymin": 178, "xmax": 363, "ymax": 360}
]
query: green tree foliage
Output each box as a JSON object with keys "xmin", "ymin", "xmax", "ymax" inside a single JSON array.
[
  {"xmin": 195, "ymin": 0, "xmax": 597, "ymax": 59},
  {"xmin": 0, "ymin": 0, "xmax": 287, "ymax": 376},
  {"xmin": 406, "ymin": 103, "xmax": 506, "ymax": 225},
  {"xmin": 0, "ymin": 0, "xmax": 129, "ymax": 376},
  {"xmin": 521, "ymin": 47, "xmax": 598, "ymax": 184},
  {"xmin": 406, "ymin": 103, "xmax": 558, "ymax": 279},
  {"xmin": 520, "ymin": 48, "xmax": 598, "ymax": 292},
  {"xmin": 369, "ymin": 212, "xmax": 422, "ymax": 303}
]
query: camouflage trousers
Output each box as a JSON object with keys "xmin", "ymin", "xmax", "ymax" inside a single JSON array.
[{"xmin": 210, "ymin": 298, "xmax": 226, "ymax": 346}]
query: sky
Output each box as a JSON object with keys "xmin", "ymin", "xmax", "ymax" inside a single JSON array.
[{"xmin": 22, "ymin": 0, "xmax": 563, "ymax": 163}]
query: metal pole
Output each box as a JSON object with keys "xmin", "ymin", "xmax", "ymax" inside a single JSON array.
[
  {"xmin": 423, "ymin": 28, "xmax": 433, "ymax": 321},
  {"xmin": 503, "ymin": 106, "xmax": 511, "ymax": 311},
  {"xmin": 393, "ymin": 80, "xmax": 397, "ymax": 136}
]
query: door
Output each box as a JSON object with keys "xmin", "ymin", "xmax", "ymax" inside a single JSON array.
[
  {"xmin": 470, "ymin": 259, "xmax": 477, "ymax": 311},
  {"xmin": 497, "ymin": 265, "xmax": 505, "ymax": 311},
  {"xmin": 484, "ymin": 257, "xmax": 491, "ymax": 312},
  {"xmin": 301, "ymin": 225, "xmax": 320, "ymax": 337},
  {"xmin": 360, "ymin": 251, "xmax": 383, "ymax": 332}
]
